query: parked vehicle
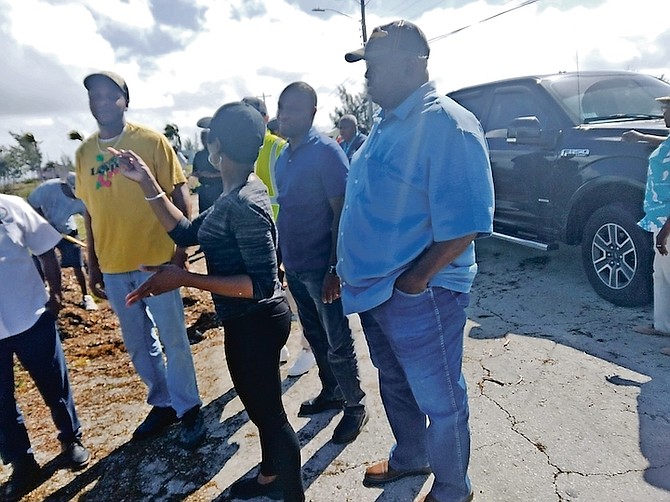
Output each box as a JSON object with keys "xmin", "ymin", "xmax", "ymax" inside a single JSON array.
[{"xmin": 448, "ymin": 71, "xmax": 670, "ymax": 306}]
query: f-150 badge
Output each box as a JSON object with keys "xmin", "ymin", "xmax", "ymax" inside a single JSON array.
[{"xmin": 560, "ymin": 149, "xmax": 590, "ymax": 158}]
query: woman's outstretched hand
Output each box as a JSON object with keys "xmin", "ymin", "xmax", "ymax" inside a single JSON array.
[
  {"xmin": 108, "ymin": 147, "xmax": 152, "ymax": 184},
  {"xmin": 126, "ymin": 264, "xmax": 188, "ymax": 305}
]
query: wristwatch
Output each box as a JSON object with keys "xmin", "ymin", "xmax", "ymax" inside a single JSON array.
[{"xmin": 328, "ymin": 264, "xmax": 338, "ymax": 276}]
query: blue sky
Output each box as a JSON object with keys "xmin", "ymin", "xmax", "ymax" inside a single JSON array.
[{"xmin": 0, "ymin": 0, "xmax": 668, "ymax": 163}]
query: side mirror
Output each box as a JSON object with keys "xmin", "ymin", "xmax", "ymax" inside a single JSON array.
[{"xmin": 507, "ymin": 116, "xmax": 542, "ymax": 144}]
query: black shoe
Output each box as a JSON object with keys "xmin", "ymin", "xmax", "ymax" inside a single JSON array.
[
  {"xmin": 331, "ymin": 408, "xmax": 369, "ymax": 444},
  {"xmin": 61, "ymin": 439, "xmax": 90, "ymax": 470},
  {"xmin": 1, "ymin": 454, "xmax": 42, "ymax": 502},
  {"xmin": 178, "ymin": 406, "xmax": 206, "ymax": 450},
  {"xmin": 298, "ymin": 393, "xmax": 344, "ymax": 417},
  {"xmin": 229, "ymin": 476, "xmax": 282, "ymax": 500},
  {"xmin": 132, "ymin": 406, "xmax": 179, "ymax": 441}
]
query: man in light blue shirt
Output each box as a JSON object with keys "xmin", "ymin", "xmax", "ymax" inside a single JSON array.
[
  {"xmin": 28, "ymin": 173, "xmax": 97, "ymax": 310},
  {"xmin": 340, "ymin": 20, "xmax": 494, "ymax": 502}
]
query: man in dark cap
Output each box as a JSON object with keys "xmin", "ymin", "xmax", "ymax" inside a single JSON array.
[
  {"xmin": 339, "ymin": 20, "xmax": 494, "ymax": 502},
  {"xmin": 27, "ymin": 171, "xmax": 97, "ymax": 311},
  {"xmin": 191, "ymin": 122, "xmax": 222, "ymax": 213},
  {"xmin": 75, "ymin": 71, "xmax": 205, "ymax": 449}
]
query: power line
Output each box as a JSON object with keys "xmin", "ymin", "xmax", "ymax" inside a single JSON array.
[{"xmin": 428, "ymin": 0, "xmax": 542, "ymax": 43}]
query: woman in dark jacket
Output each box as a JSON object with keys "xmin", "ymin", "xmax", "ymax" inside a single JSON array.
[{"xmin": 112, "ymin": 101, "xmax": 304, "ymax": 501}]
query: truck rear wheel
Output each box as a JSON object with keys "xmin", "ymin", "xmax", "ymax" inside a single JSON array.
[{"xmin": 581, "ymin": 204, "xmax": 652, "ymax": 306}]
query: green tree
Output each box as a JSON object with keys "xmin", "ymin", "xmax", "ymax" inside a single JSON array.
[
  {"xmin": 68, "ymin": 130, "xmax": 85, "ymax": 142},
  {"xmin": 329, "ymin": 85, "xmax": 375, "ymax": 133},
  {"xmin": 0, "ymin": 132, "xmax": 43, "ymax": 182}
]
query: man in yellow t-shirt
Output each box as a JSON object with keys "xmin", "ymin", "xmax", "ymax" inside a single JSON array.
[{"xmin": 75, "ymin": 71, "xmax": 204, "ymax": 450}]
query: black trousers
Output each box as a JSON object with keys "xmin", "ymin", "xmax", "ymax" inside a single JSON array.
[{"xmin": 222, "ymin": 298, "xmax": 304, "ymax": 502}]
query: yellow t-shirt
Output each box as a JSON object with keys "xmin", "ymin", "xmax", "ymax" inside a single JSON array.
[
  {"xmin": 75, "ymin": 122, "xmax": 187, "ymax": 273},
  {"xmin": 255, "ymin": 130, "xmax": 286, "ymax": 220}
]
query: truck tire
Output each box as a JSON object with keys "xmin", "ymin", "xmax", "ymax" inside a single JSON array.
[{"xmin": 581, "ymin": 204, "xmax": 652, "ymax": 306}]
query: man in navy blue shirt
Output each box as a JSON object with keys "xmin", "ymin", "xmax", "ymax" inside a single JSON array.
[{"xmin": 275, "ymin": 81, "xmax": 367, "ymax": 445}]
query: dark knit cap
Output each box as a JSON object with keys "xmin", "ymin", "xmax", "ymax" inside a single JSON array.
[{"xmin": 205, "ymin": 102, "xmax": 265, "ymax": 164}]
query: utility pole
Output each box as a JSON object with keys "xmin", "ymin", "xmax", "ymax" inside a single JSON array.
[
  {"xmin": 359, "ymin": 0, "xmax": 367, "ymax": 43},
  {"xmin": 359, "ymin": 0, "xmax": 373, "ymax": 130}
]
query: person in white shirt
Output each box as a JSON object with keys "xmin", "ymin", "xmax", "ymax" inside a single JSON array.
[{"xmin": 0, "ymin": 194, "xmax": 90, "ymax": 501}]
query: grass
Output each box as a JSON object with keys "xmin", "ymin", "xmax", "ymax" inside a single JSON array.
[{"xmin": 1, "ymin": 179, "xmax": 40, "ymax": 198}]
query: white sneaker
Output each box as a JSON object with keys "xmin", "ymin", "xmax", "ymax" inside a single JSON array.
[
  {"xmin": 280, "ymin": 345, "xmax": 290, "ymax": 364},
  {"xmin": 83, "ymin": 295, "xmax": 98, "ymax": 311},
  {"xmin": 287, "ymin": 348, "xmax": 316, "ymax": 377}
]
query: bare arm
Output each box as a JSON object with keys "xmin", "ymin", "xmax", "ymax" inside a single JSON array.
[
  {"xmin": 84, "ymin": 209, "xmax": 107, "ymax": 299},
  {"xmin": 168, "ymin": 182, "xmax": 191, "ymax": 267},
  {"xmin": 171, "ymin": 182, "xmax": 191, "ymax": 220},
  {"xmin": 322, "ymin": 196, "xmax": 344, "ymax": 304},
  {"xmin": 395, "ymin": 234, "xmax": 477, "ymax": 294},
  {"xmin": 125, "ymin": 264, "xmax": 254, "ymax": 305},
  {"xmin": 622, "ymin": 130, "xmax": 667, "ymax": 147},
  {"xmin": 656, "ymin": 219, "xmax": 670, "ymax": 256},
  {"xmin": 37, "ymin": 248, "xmax": 62, "ymax": 315},
  {"xmin": 110, "ymin": 147, "xmax": 186, "ymax": 232}
]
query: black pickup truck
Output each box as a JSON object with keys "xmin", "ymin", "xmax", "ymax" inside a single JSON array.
[{"xmin": 448, "ymin": 71, "xmax": 670, "ymax": 306}]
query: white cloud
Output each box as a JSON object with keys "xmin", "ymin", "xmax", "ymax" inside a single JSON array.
[
  {"xmin": 7, "ymin": 1, "xmax": 115, "ymax": 68},
  {"xmin": 0, "ymin": 0, "xmax": 668, "ymax": 164}
]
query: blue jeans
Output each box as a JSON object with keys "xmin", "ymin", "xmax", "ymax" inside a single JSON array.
[
  {"xmin": 104, "ymin": 271, "xmax": 201, "ymax": 417},
  {"xmin": 0, "ymin": 312, "xmax": 82, "ymax": 464},
  {"xmin": 285, "ymin": 269, "xmax": 365, "ymax": 411},
  {"xmin": 360, "ymin": 287, "xmax": 472, "ymax": 502}
]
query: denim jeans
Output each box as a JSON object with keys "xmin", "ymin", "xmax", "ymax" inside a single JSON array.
[
  {"xmin": 0, "ymin": 312, "xmax": 82, "ymax": 464},
  {"xmin": 222, "ymin": 299, "xmax": 304, "ymax": 502},
  {"xmin": 360, "ymin": 287, "xmax": 472, "ymax": 502},
  {"xmin": 104, "ymin": 270, "xmax": 201, "ymax": 417},
  {"xmin": 285, "ymin": 269, "xmax": 365, "ymax": 411}
]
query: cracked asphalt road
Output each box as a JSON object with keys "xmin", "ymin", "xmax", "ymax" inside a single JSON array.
[{"xmin": 4, "ymin": 237, "xmax": 670, "ymax": 501}]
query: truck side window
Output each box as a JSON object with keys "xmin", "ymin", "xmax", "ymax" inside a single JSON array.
[{"xmin": 487, "ymin": 89, "xmax": 547, "ymax": 135}]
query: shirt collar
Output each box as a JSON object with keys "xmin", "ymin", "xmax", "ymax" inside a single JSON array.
[
  {"xmin": 380, "ymin": 81, "xmax": 436, "ymax": 122},
  {"xmin": 288, "ymin": 126, "xmax": 319, "ymax": 151}
]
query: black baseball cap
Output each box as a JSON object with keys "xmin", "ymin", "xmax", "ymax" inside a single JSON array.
[
  {"xmin": 206, "ymin": 102, "xmax": 265, "ymax": 164},
  {"xmin": 345, "ymin": 20, "xmax": 430, "ymax": 63}
]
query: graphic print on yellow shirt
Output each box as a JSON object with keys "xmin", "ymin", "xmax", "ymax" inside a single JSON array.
[{"xmin": 75, "ymin": 122, "xmax": 187, "ymax": 274}]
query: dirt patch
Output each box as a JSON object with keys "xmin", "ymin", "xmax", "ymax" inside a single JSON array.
[{"xmin": 4, "ymin": 257, "xmax": 222, "ymax": 501}]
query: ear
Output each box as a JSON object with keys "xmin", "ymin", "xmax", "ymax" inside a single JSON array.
[{"xmin": 208, "ymin": 136, "xmax": 222, "ymax": 155}]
